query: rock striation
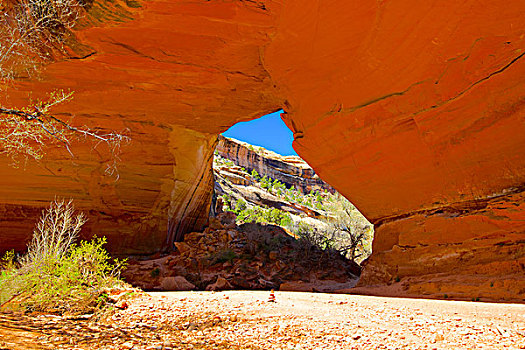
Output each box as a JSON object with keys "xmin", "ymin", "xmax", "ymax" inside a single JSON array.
[
  {"xmin": 0, "ymin": 0, "xmax": 524, "ymax": 300},
  {"xmin": 216, "ymin": 135, "xmax": 334, "ymax": 194},
  {"xmin": 0, "ymin": 0, "xmax": 282, "ymax": 254}
]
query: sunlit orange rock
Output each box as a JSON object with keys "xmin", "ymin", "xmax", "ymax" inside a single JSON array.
[
  {"xmin": 216, "ymin": 135, "xmax": 334, "ymax": 194},
  {"xmin": 262, "ymin": 0, "xmax": 525, "ymax": 301},
  {"xmin": 1, "ymin": 0, "xmax": 524, "ymax": 300},
  {"xmin": 0, "ymin": 0, "xmax": 282, "ymax": 254}
]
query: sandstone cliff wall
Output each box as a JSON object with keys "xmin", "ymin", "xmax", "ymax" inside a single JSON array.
[
  {"xmin": 0, "ymin": 0, "xmax": 283, "ymax": 254},
  {"xmin": 216, "ymin": 135, "xmax": 334, "ymax": 194}
]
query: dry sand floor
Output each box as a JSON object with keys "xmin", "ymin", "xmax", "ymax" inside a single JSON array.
[{"xmin": 1, "ymin": 291, "xmax": 524, "ymax": 349}]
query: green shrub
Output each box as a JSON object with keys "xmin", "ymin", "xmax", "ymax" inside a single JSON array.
[
  {"xmin": 0, "ymin": 250, "xmax": 16, "ymax": 271},
  {"xmin": 221, "ymin": 194, "xmax": 232, "ymax": 211},
  {"xmin": 210, "ymin": 248, "xmax": 237, "ymax": 265},
  {"xmin": 260, "ymin": 176, "xmax": 271, "ymax": 190},
  {"xmin": 236, "ymin": 207, "xmax": 254, "ymax": 222},
  {"xmin": 0, "ymin": 200, "xmax": 127, "ymax": 315},
  {"xmin": 234, "ymin": 204, "xmax": 292, "ymax": 228},
  {"xmin": 150, "ymin": 267, "xmax": 160, "ymax": 278},
  {"xmin": 279, "ymin": 213, "xmax": 292, "ymax": 227},
  {"xmin": 234, "ymin": 198, "xmax": 247, "ymax": 213}
]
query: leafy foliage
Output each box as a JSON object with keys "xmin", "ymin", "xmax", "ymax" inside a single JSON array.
[{"xmin": 222, "ymin": 193, "xmax": 293, "ymax": 227}]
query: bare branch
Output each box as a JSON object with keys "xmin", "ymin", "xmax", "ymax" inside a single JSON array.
[
  {"xmin": 0, "ymin": 2, "xmax": 129, "ymax": 176},
  {"xmin": 0, "ymin": 89, "xmax": 129, "ymax": 176}
]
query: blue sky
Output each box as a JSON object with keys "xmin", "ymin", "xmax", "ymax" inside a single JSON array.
[{"xmin": 222, "ymin": 110, "xmax": 298, "ymax": 156}]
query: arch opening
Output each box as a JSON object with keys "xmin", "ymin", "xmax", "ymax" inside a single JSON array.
[{"xmin": 212, "ymin": 111, "xmax": 374, "ymax": 288}]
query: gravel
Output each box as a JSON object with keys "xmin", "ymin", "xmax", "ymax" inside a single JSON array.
[{"xmin": 1, "ymin": 291, "xmax": 524, "ymax": 349}]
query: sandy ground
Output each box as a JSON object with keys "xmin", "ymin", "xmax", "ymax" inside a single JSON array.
[{"xmin": 1, "ymin": 291, "xmax": 524, "ymax": 349}]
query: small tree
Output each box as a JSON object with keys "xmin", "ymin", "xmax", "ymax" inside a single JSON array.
[{"xmin": 325, "ymin": 194, "xmax": 372, "ymax": 262}]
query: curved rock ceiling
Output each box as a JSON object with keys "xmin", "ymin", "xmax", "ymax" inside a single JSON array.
[{"xmin": 1, "ymin": 0, "xmax": 524, "ymax": 299}]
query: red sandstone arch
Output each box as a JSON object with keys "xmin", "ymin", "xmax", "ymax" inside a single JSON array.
[{"xmin": 1, "ymin": 0, "xmax": 523, "ymax": 301}]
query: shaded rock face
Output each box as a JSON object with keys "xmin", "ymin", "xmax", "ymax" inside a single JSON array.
[
  {"xmin": 216, "ymin": 135, "xmax": 334, "ymax": 194},
  {"xmin": 1, "ymin": 0, "xmax": 524, "ymax": 299},
  {"xmin": 263, "ymin": 0, "xmax": 525, "ymax": 300}
]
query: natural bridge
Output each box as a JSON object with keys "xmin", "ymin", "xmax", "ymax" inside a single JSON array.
[{"xmin": 1, "ymin": 0, "xmax": 524, "ymax": 301}]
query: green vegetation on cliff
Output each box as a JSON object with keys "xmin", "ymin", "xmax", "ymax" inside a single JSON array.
[{"xmin": 214, "ymin": 152, "xmax": 373, "ymax": 264}]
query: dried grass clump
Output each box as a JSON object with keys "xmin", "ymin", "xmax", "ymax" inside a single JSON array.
[{"xmin": 0, "ymin": 199, "xmax": 128, "ymax": 315}]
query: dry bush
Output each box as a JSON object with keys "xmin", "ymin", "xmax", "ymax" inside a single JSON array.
[
  {"xmin": 22, "ymin": 198, "xmax": 85, "ymax": 265},
  {"xmin": 0, "ymin": 199, "xmax": 128, "ymax": 315},
  {"xmin": 285, "ymin": 194, "xmax": 373, "ymax": 264},
  {"xmin": 0, "ymin": 90, "xmax": 76, "ymax": 164},
  {"xmin": 324, "ymin": 194, "xmax": 373, "ymax": 263}
]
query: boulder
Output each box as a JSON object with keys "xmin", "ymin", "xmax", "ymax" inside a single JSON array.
[
  {"xmin": 206, "ymin": 277, "xmax": 233, "ymax": 291},
  {"xmin": 174, "ymin": 242, "xmax": 192, "ymax": 255},
  {"xmin": 160, "ymin": 276, "xmax": 195, "ymax": 291},
  {"xmin": 279, "ymin": 281, "xmax": 314, "ymax": 293}
]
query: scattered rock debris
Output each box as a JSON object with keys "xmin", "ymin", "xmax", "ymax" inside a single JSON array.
[
  {"xmin": 123, "ymin": 213, "xmax": 361, "ymax": 293},
  {"xmin": 1, "ymin": 291, "xmax": 523, "ymax": 349}
]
